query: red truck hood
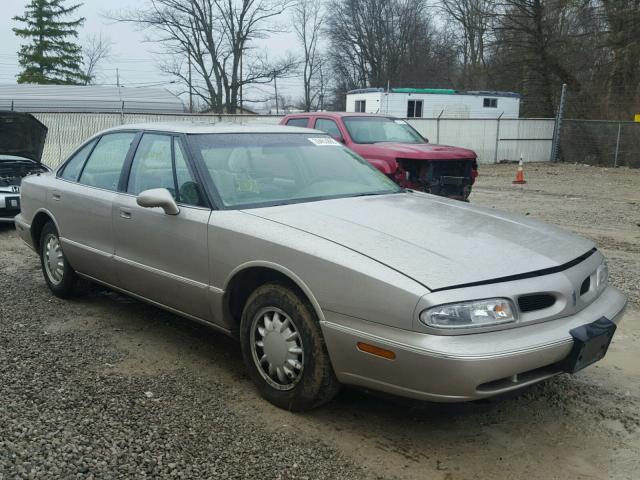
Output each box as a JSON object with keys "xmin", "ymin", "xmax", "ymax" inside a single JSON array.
[{"xmin": 367, "ymin": 142, "xmax": 476, "ymax": 160}]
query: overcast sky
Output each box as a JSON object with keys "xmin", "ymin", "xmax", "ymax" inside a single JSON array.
[{"xmin": 0, "ymin": 0, "xmax": 304, "ymax": 108}]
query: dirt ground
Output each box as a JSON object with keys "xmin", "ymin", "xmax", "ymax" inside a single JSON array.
[{"xmin": 1, "ymin": 162, "xmax": 639, "ymax": 479}]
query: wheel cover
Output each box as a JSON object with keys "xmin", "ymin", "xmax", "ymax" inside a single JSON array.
[
  {"xmin": 250, "ymin": 307, "xmax": 304, "ymax": 391},
  {"xmin": 43, "ymin": 233, "xmax": 65, "ymax": 285}
]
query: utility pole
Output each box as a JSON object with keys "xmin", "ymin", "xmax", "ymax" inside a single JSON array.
[
  {"xmin": 239, "ymin": 49, "xmax": 243, "ymax": 113},
  {"xmin": 273, "ymin": 70, "xmax": 279, "ymax": 115},
  {"xmin": 187, "ymin": 45, "xmax": 193, "ymax": 113}
]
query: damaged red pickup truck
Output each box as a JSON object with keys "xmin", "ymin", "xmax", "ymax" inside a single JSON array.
[{"xmin": 280, "ymin": 112, "xmax": 478, "ymax": 201}]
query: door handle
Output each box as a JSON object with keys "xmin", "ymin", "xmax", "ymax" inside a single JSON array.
[
  {"xmin": 52, "ymin": 192, "xmax": 61, "ymax": 201},
  {"xmin": 119, "ymin": 208, "xmax": 132, "ymax": 219}
]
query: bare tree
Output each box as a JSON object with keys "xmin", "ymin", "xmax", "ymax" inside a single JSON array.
[
  {"xmin": 440, "ymin": 0, "xmax": 494, "ymax": 88},
  {"xmin": 110, "ymin": 0, "xmax": 295, "ymax": 113},
  {"xmin": 82, "ymin": 33, "xmax": 113, "ymax": 85},
  {"xmin": 327, "ymin": 0, "xmax": 458, "ymax": 92},
  {"xmin": 292, "ymin": 0, "xmax": 324, "ymax": 111}
]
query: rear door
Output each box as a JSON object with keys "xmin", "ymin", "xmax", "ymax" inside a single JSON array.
[
  {"xmin": 52, "ymin": 131, "xmax": 137, "ymax": 284},
  {"xmin": 112, "ymin": 132, "xmax": 212, "ymax": 321}
]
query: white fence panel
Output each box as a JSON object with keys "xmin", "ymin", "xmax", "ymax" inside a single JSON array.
[
  {"xmin": 32, "ymin": 112, "xmax": 554, "ymax": 167},
  {"xmin": 407, "ymin": 118, "xmax": 554, "ymax": 164},
  {"xmin": 34, "ymin": 113, "xmax": 282, "ymax": 167}
]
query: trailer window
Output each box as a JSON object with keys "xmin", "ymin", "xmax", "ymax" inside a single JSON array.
[
  {"xmin": 483, "ymin": 98, "xmax": 498, "ymax": 108},
  {"xmin": 407, "ymin": 100, "xmax": 423, "ymax": 118},
  {"xmin": 354, "ymin": 100, "xmax": 366, "ymax": 112}
]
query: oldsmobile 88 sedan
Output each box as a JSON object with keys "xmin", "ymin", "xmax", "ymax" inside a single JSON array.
[{"xmin": 15, "ymin": 123, "xmax": 627, "ymax": 411}]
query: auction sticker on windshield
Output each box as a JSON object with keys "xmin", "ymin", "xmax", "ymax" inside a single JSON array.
[{"xmin": 308, "ymin": 137, "xmax": 341, "ymax": 146}]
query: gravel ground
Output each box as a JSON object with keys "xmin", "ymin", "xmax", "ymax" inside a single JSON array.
[{"xmin": 1, "ymin": 162, "xmax": 639, "ymax": 480}]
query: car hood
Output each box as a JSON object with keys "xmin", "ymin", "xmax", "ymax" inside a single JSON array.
[
  {"xmin": 369, "ymin": 142, "xmax": 476, "ymax": 160},
  {"xmin": 0, "ymin": 112, "xmax": 48, "ymax": 162},
  {"xmin": 243, "ymin": 193, "xmax": 595, "ymax": 290}
]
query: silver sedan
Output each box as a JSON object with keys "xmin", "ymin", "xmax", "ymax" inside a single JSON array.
[{"xmin": 16, "ymin": 123, "xmax": 627, "ymax": 411}]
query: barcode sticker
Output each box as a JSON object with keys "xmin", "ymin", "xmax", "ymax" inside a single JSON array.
[{"xmin": 308, "ymin": 137, "xmax": 341, "ymax": 146}]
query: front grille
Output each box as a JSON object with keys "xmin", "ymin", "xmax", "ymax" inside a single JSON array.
[
  {"xmin": 580, "ymin": 277, "xmax": 591, "ymax": 295},
  {"xmin": 518, "ymin": 294, "xmax": 556, "ymax": 312}
]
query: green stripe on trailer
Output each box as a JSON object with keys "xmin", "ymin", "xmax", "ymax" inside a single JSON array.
[{"xmin": 391, "ymin": 88, "xmax": 457, "ymax": 94}]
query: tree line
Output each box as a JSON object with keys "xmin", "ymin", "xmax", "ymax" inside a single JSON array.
[{"xmin": 12, "ymin": 0, "xmax": 640, "ymax": 119}]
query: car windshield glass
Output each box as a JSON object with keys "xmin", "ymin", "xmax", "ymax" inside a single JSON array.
[
  {"xmin": 343, "ymin": 117, "xmax": 425, "ymax": 144},
  {"xmin": 189, "ymin": 133, "xmax": 401, "ymax": 208}
]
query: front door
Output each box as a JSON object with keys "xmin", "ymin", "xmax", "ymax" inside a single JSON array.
[{"xmin": 112, "ymin": 133, "xmax": 212, "ymax": 321}]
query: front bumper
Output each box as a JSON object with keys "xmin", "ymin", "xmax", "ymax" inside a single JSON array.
[{"xmin": 321, "ymin": 286, "xmax": 627, "ymax": 402}]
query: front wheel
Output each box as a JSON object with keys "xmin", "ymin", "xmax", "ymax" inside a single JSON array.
[
  {"xmin": 240, "ymin": 282, "xmax": 341, "ymax": 411},
  {"xmin": 39, "ymin": 221, "xmax": 77, "ymax": 298}
]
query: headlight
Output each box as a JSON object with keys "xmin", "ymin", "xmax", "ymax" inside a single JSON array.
[
  {"xmin": 596, "ymin": 261, "xmax": 608, "ymax": 292},
  {"xmin": 420, "ymin": 298, "xmax": 517, "ymax": 329}
]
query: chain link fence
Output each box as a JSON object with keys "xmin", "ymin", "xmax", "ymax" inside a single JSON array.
[{"xmin": 558, "ymin": 120, "xmax": 640, "ymax": 168}]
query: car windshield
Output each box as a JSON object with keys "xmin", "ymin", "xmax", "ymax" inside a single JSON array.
[
  {"xmin": 189, "ymin": 133, "xmax": 402, "ymax": 208},
  {"xmin": 343, "ymin": 117, "xmax": 425, "ymax": 144}
]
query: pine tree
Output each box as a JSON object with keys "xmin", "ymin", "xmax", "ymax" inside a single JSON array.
[{"xmin": 13, "ymin": 0, "xmax": 88, "ymax": 85}]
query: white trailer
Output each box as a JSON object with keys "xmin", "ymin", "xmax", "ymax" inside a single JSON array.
[{"xmin": 346, "ymin": 88, "xmax": 520, "ymax": 119}]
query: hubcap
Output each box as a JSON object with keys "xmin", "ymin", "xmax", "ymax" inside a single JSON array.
[
  {"xmin": 43, "ymin": 234, "xmax": 64, "ymax": 285},
  {"xmin": 250, "ymin": 307, "xmax": 304, "ymax": 391}
]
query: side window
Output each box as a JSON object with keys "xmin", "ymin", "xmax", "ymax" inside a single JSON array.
[
  {"xmin": 60, "ymin": 139, "xmax": 96, "ymax": 181},
  {"xmin": 173, "ymin": 138, "xmax": 204, "ymax": 207},
  {"xmin": 127, "ymin": 134, "xmax": 174, "ymax": 196},
  {"xmin": 286, "ymin": 117, "xmax": 309, "ymax": 127},
  {"xmin": 354, "ymin": 100, "xmax": 366, "ymax": 112},
  {"xmin": 407, "ymin": 100, "xmax": 423, "ymax": 118},
  {"xmin": 315, "ymin": 119, "xmax": 342, "ymax": 138},
  {"xmin": 79, "ymin": 132, "xmax": 136, "ymax": 191},
  {"xmin": 483, "ymin": 98, "xmax": 497, "ymax": 108}
]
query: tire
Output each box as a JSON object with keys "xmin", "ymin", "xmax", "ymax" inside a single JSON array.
[
  {"xmin": 240, "ymin": 282, "xmax": 341, "ymax": 411},
  {"xmin": 39, "ymin": 221, "xmax": 77, "ymax": 298}
]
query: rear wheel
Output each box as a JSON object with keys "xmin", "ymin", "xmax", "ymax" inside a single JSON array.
[
  {"xmin": 39, "ymin": 221, "xmax": 76, "ymax": 298},
  {"xmin": 240, "ymin": 282, "xmax": 341, "ymax": 411}
]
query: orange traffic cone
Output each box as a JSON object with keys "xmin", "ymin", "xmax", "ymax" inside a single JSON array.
[{"xmin": 512, "ymin": 158, "xmax": 526, "ymax": 184}]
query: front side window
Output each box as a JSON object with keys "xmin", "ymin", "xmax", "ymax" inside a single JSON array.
[
  {"xmin": 78, "ymin": 132, "xmax": 136, "ymax": 191},
  {"xmin": 342, "ymin": 116, "xmax": 425, "ymax": 144},
  {"xmin": 190, "ymin": 133, "xmax": 400, "ymax": 208},
  {"xmin": 314, "ymin": 119, "xmax": 342, "ymax": 138},
  {"xmin": 286, "ymin": 118, "xmax": 309, "ymax": 127},
  {"xmin": 60, "ymin": 139, "xmax": 96, "ymax": 181},
  {"xmin": 407, "ymin": 100, "xmax": 423, "ymax": 118},
  {"xmin": 127, "ymin": 134, "xmax": 175, "ymax": 196},
  {"xmin": 127, "ymin": 134, "xmax": 203, "ymax": 207}
]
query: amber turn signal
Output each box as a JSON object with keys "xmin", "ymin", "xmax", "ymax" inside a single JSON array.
[{"xmin": 356, "ymin": 342, "xmax": 396, "ymax": 360}]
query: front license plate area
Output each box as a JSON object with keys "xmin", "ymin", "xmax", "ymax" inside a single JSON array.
[{"xmin": 562, "ymin": 317, "xmax": 616, "ymax": 374}]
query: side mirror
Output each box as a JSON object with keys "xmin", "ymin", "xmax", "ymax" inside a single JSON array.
[
  {"xmin": 136, "ymin": 188, "xmax": 180, "ymax": 215},
  {"xmin": 332, "ymin": 134, "xmax": 345, "ymax": 143}
]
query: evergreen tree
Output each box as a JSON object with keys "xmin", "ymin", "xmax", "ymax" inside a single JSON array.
[{"xmin": 13, "ymin": 0, "xmax": 88, "ymax": 85}]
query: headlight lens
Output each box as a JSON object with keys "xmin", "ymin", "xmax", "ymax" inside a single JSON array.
[
  {"xmin": 420, "ymin": 298, "xmax": 517, "ymax": 329},
  {"xmin": 596, "ymin": 261, "xmax": 608, "ymax": 291}
]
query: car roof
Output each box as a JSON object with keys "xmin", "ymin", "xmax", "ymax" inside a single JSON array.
[
  {"xmin": 99, "ymin": 122, "xmax": 321, "ymax": 135},
  {"xmin": 283, "ymin": 112, "xmax": 397, "ymax": 119}
]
